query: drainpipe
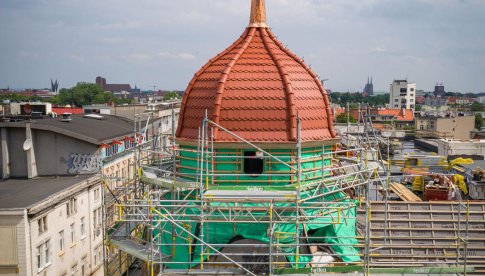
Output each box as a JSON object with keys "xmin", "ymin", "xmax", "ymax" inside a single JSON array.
[
  {"xmin": 1, "ymin": 127, "xmax": 10, "ymax": 179},
  {"xmin": 25, "ymin": 123, "xmax": 38, "ymax": 178}
]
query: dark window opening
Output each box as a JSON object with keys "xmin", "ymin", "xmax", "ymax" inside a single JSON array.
[{"xmin": 244, "ymin": 151, "xmax": 264, "ymax": 175}]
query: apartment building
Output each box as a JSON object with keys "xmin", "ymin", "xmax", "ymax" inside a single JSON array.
[
  {"xmin": 0, "ymin": 175, "xmax": 103, "ymax": 276},
  {"xmin": 389, "ymin": 80, "xmax": 416, "ymax": 109}
]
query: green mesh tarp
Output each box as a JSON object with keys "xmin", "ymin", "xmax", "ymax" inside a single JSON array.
[{"xmin": 152, "ymin": 191, "xmax": 360, "ymax": 269}]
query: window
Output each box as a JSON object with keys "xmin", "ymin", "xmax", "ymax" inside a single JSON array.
[
  {"xmin": 94, "ymin": 244, "xmax": 103, "ymax": 267},
  {"xmin": 400, "ymin": 88, "xmax": 407, "ymax": 93},
  {"xmin": 80, "ymin": 217, "xmax": 86, "ymax": 238},
  {"xmin": 37, "ymin": 240, "xmax": 51, "ymax": 271},
  {"xmin": 67, "ymin": 198, "xmax": 77, "ymax": 216},
  {"xmin": 410, "ymin": 88, "xmax": 415, "ymax": 92},
  {"xmin": 420, "ymin": 125, "xmax": 424, "ymax": 130},
  {"xmin": 94, "ymin": 187, "xmax": 100, "ymax": 201},
  {"xmin": 59, "ymin": 231, "xmax": 64, "ymax": 252},
  {"xmin": 70, "ymin": 223, "xmax": 75, "ymax": 244},
  {"xmin": 38, "ymin": 216, "xmax": 48, "ymax": 234},
  {"xmin": 93, "ymin": 207, "xmax": 102, "ymax": 229},
  {"xmin": 81, "ymin": 257, "xmax": 87, "ymax": 276},
  {"xmin": 243, "ymin": 151, "xmax": 264, "ymax": 175}
]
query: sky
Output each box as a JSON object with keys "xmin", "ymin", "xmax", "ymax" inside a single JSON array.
[{"xmin": 0, "ymin": 0, "xmax": 484, "ymax": 93}]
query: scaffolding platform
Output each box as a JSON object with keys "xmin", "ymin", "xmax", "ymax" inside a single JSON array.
[
  {"xmin": 141, "ymin": 171, "xmax": 198, "ymax": 189},
  {"xmin": 109, "ymin": 237, "xmax": 169, "ymax": 263},
  {"xmin": 160, "ymin": 269, "xmax": 244, "ymax": 275},
  {"xmin": 203, "ymin": 190, "xmax": 297, "ymax": 202}
]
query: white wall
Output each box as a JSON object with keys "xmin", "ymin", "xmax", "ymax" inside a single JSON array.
[
  {"xmin": 28, "ymin": 183, "xmax": 103, "ymax": 276},
  {"xmin": 437, "ymin": 139, "xmax": 485, "ymax": 159}
]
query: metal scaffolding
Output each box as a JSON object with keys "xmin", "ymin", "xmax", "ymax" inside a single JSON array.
[{"xmin": 102, "ymin": 110, "xmax": 480, "ymax": 275}]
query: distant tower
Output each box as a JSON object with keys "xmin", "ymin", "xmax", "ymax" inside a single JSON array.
[
  {"xmin": 363, "ymin": 76, "xmax": 374, "ymax": 96},
  {"xmin": 433, "ymin": 82, "xmax": 445, "ymax": 97},
  {"xmin": 50, "ymin": 79, "xmax": 59, "ymax": 94},
  {"xmin": 96, "ymin": 76, "xmax": 107, "ymax": 91}
]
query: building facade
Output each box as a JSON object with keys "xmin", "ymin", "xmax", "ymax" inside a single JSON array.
[
  {"xmin": 0, "ymin": 175, "xmax": 103, "ymax": 276},
  {"xmin": 415, "ymin": 113, "xmax": 475, "ymax": 139},
  {"xmin": 389, "ymin": 80, "xmax": 416, "ymax": 109}
]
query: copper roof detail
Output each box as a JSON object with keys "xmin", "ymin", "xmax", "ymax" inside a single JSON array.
[
  {"xmin": 176, "ymin": 1, "xmax": 336, "ymax": 143},
  {"xmin": 248, "ymin": 0, "xmax": 268, "ymax": 28}
]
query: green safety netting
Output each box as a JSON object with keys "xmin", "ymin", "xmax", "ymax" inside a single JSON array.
[{"xmin": 152, "ymin": 191, "xmax": 360, "ymax": 269}]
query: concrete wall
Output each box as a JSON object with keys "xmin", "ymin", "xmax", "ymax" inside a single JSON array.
[
  {"xmin": 437, "ymin": 116, "xmax": 474, "ymax": 140},
  {"xmin": 437, "ymin": 139, "xmax": 485, "ymax": 159},
  {"xmin": 33, "ymin": 130, "xmax": 98, "ymax": 176},
  {"xmin": 1, "ymin": 127, "xmax": 99, "ymax": 177},
  {"xmin": 0, "ymin": 215, "xmax": 26, "ymax": 276},
  {"xmin": 6, "ymin": 128, "xmax": 27, "ymax": 178},
  {"xmin": 416, "ymin": 116, "xmax": 475, "ymax": 139}
]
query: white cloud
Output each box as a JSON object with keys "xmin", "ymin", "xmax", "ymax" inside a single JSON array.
[
  {"xmin": 67, "ymin": 54, "xmax": 85, "ymax": 63},
  {"xmin": 156, "ymin": 51, "xmax": 196, "ymax": 61}
]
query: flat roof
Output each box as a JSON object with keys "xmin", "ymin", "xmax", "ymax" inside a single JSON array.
[
  {"xmin": 0, "ymin": 114, "xmax": 135, "ymax": 145},
  {"xmin": 459, "ymin": 160, "xmax": 485, "ymax": 171},
  {"xmin": 0, "ymin": 175, "xmax": 97, "ymax": 210}
]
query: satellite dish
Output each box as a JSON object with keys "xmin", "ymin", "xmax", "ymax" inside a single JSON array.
[
  {"xmin": 23, "ymin": 104, "xmax": 32, "ymax": 115},
  {"xmin": 23, "ymin": 139, "xmax": 32, "ymax": 151}
]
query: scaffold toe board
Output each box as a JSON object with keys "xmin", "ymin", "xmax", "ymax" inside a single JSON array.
[
  {"xmin": 109, "ymin": 237, "xmax": 169, "ymax": 262},
  {"xmin": 203, "ymin": 190, "xmax": 297, "ymax": 202}
]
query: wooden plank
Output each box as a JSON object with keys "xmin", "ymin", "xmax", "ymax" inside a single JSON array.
[{"xmin": 389, "ymin": 183, "xmax": 422, "ymax": 201}]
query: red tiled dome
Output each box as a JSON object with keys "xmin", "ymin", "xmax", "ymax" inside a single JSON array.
[{"xmin": 176, "ymin": 0, "xmax": 336, "ymax": 143}]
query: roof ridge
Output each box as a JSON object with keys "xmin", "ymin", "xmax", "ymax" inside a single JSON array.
[
  {"xmin": 212, "ymin": 27, "xmax": 257, "ymax": 139},
  {"xmin": 260, "ymin": 28, "xmax": 296, "ymax": 141},
  {"xmin": 176, "ymin": 29, "xmax": 250, "ymax": 137},
  {"xmin": 266, "ymin": 29, "xmax": 337, "ymax": 138}
]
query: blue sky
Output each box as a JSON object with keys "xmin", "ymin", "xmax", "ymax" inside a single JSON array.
[{"xmin": 0, "ymin": 0, "xmax": 484, "ymax": 92}]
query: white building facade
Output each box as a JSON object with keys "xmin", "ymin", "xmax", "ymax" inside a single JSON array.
[
  {"xmin": 0, "ymin": 175, "xmax": 103, "ymax": 276},
  {"xmin": 389, "ymin": 80, "xmax": 416, "ymax": 109}
]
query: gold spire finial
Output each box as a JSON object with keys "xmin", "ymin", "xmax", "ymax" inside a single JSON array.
[{"xmin": 248, "ymin": 0, "xmax": 268, "ymax": 28}]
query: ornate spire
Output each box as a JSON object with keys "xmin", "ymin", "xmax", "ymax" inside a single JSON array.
[{"xmin": 248, "ymin": 0, "xmax": 268, "ymax": 28}]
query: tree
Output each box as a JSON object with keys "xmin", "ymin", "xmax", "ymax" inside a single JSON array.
[
  {"xmin": 336, "ymin": 112, "xmax": 357, "ymax": 124},
  {"xmin": 471, "ymin": 102, "xmax": 484, "ymax": 112},
  {"xmin": 52, "ymin": 83, "xmax": 104, "ymax": 107},
  {"xmin": 163, "ymin": 91, "xmax": 181, "ymax": 101},
  {"xmin": 476, "ymin": 114, "xmax": 484, "ymax": 130}
]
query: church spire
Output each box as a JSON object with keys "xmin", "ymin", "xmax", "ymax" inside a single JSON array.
[{"xmin": 248, "ymin": 0, "xmax": 268, "ymax": 28}]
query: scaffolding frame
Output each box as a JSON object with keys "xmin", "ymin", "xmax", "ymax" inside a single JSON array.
[{"xmin": 102, "ymin": 109, "xmax": 478, "ymax": 275}]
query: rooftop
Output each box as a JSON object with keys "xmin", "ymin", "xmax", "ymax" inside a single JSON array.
[
  {"xmin": 0, "ymin": 174, "xmax": 97, "ymax": 211},
  {"xmin": 0, "ymin": 114, "xmax": 135, "ymax": 145},
  {"xmin": 459, "ymin": 160, "xmax": 485, "ymax": 171},
  {"xmin": 371, "ymin": 108, "xmax": 414, "ymax": 121},
  {"xmin": 176, "ymin": 0, "xmax": 336, "ymax": 143}
]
